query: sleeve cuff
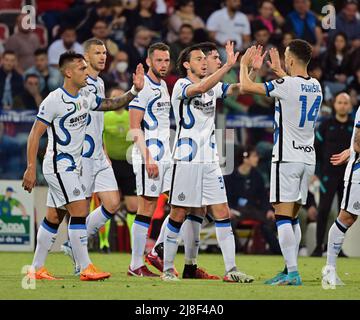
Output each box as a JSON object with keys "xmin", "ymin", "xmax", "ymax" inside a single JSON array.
[
  {"xmin": 264, "ymin": 83, "xmax": 270, "ymax": 97},
  {"xmin": 181, "ymin": 83, "xmax": 191, "ymax": 99},
  {"xmin": 128, "ymin": 105, "xmax": 145, "ymax": 111},
  {"xmin": 36, "ymin": 116, "xmax": 51, "ymax": 126},
  {"xmin": 221, "ymin": 83, "xmax": 230, "ymax": 99},
  {"xmin": 93, "ymin": 96, "xmax": 103, "ymax": 110}
]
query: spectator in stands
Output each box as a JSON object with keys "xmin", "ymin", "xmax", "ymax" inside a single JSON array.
[
  {"xmin": 206, "ymin": 0, "xmax": 251, "ymax": 51},
  {"xmin": 0, "ymin": 51, "xmax": 23, "ymax": 110},
  {"xmin": 320, "ymin": 32, "xmax": 352, "ymax": 96},
  {"xmin": 169, "ymin": 24, "xmax": 194, "ymax": 65},
  {"xmin": 224, "ymin": 146, "xmax": 281, "ymax": 254},
  {"xmin": 167, "ymin": 0, "xmax": 205, "ymax": 43},
  {"xmin": 13, "ymin": 74, "xmax": 43, "ymax": 110},
  {"xmin": 250, "ymin": 22, "xmax": 274, "ymax": 50},
  {"xmin": 4, "ymin": 14, "xmax": 41, "ymax": 74},
  {"xmin": 110, "ymin": 2, "xmax": 128, "ymax": 47},
  {"xmin": 284, "ymin": 0, "xmax": 323, "ymax": 56},
  {"xmin": 125, "ymin": 0, "xmax": 166, "ymax": 41},
  {"xmin": 122, "ymin": 26, "xmax": 152, "ymax": 73},
  {"xmin": 348, "ymin": 66, "xmax": 360, "ymax": 109},
  {"xmin": 48, "ymin": 26, "xmax": 84, "ymax": 66},
  {"xmin": 102, "ymin": 50, "xmax": 132, "ymax": 91},
  {"xmin": 329, "ymin": 0, "xmax": 360, "ymax": 50},
  {"xmin": 253, "ymin": 0, "xmax": 284, "ymax": 45},
  {"xmin": 91, "ymin": 19, "xmax": 119, "ymax": 72},
  {"xmin": 24, "ymin": 49, "xmax": 63, "ymax": 97},
  {"xmin": 66, "ymin": 0, "xmax": 115, "ymax": 43}
]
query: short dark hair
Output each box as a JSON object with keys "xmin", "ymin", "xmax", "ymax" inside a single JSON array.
[
  {"xmin": 83, "ymin": 38, "xmax": 105, "ymax": 53},
  {"xmin": 34, "ymin": 48, "xmax": 47, "ymax": 56},
  {"xmin": 179, "ymin": 23, "xmax": 194, "ymax": 33},
  {"xmin": 287, "ymin": 39, "xmax": 312, "ymax": 65},
  {"xmin": 25, "ymin": 73, "xmax": 39, "ymax": 82},
  {"xmin": 197, "ymin": 42, "xmax": 218, "ymax": 56},
  {"xmin": 58, "ymin": 51, "xmax": 85, "ymax": 69},
  {"xmin": 177, "ymin": 44, "xmax": 203, "ymax": 77},
  {"xmin": 59, "ymin": 25, "xmax": 76, "ymax": 36},
  {"xmin": 3, "ymin": 50, "xmax": 15, "ymax": 57},
  {"xmin": 148, "ymin": 42, "xmax": 170, "ymax": 58}
]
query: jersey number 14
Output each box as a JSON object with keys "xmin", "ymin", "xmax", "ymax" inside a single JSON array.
[{"xmin": 299, "ymin": 95, "xmax": 321, "ymax": 128}]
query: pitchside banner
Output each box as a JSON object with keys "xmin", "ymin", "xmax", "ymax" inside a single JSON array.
[{"xmin": 0, "ymin": 180, "xmax": 35, "ymax": 251}]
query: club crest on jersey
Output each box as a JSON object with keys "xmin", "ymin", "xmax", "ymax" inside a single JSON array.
[
  {"xmin": 82, "ymin": 100, "xmax": 88, "ymax": 110},
  {"xmin": 207, "ymin": 89, "xmax": 214, "ymax": 96},
  {"xmin": 73, "ymin": 188, "xmax": 80, "ymax": 196},
  {"xmin": 151, "ymin": 184, "xmax": 157, "ymax": 192},
  {"xmin": 353, "ymin": 201, "xmax": 360, "ymax": 211},
  {"xmin": 178, "ymin": 192, "xmax": 185, "ymax": 201}
]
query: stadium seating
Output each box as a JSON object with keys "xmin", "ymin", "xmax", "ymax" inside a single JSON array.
[
  {"xmin": 0, "ymin": 9, "xmax": 21, "ymax": 32},
  {"xmin": 0, "ymin": 0, "xmax": 23, "ymax": 10},
  {"xmin": 33, "ymin": 24, "xmax": 48, "ymax": 47}
]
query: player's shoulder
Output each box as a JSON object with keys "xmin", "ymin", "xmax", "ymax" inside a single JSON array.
[
  {"xmin": 42, "ymin": 88, "xmax": 62, "ymax": 103},
  {"xmin": 174, "ymin": 77, "xmax": 192, "ymax": 88}
]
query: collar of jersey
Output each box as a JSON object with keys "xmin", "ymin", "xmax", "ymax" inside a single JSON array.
[
  {"xmin": 184, "ymin": 77, "xmax": 193, "ymax": 83},
  {"xmin": 87, "ymin": 75, "xmax": 98, "ymax": 82},
  {"xmin": 61, "ymin": 86, "xmax": 79, "ymax": 99},
  {"xmin": 146, "ymin": 74, "xmax": 161, "ymax": 86},
  {"xmin": 296, "ymin": 75, "xmax": 311, "ymax": 80}
]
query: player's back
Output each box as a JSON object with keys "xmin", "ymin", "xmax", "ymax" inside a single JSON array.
[
  {"xmin": 265, "ymin": 76, "xmax": 323, "ymax": 164},
  {"xmin": 82, "ymin": 76, "xmax": 106, "ymax": 160}
]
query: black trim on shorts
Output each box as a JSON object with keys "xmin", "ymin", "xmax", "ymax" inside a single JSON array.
[
  {"xmin": 51, "ymin": 123, "xmax": 57, "ymax": 173},
  {"xmin": 168, "ymin": 162, "xmax": 177, "ymax": 203},
  {"xmin": 344, "ymin": 152, "xmax": 359, "ymax": 211},
  {"xmin": 56, "ymin": 173, "xmax": 69, "ymax": 204},
  {"xmin": 141, "ymin": 163, "xmax": 145, "ymax": 196},
  {"xmin": 276, "ymin": 161, "xmax": 280, "ymax": 203}
]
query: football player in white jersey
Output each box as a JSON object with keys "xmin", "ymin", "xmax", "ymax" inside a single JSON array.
[
  {"xmin": 322, "ymin": 103, "xmax": 360, "ymax": 286},
  {"xmin": 161, "ymin": 41, "xmax": 254, "ymax": 283},
  {"xmin": 240, "ymin": 40, "xmax": 323, "ymax": 285},
  {"xmin": 60, "ymin": 39, "xmax": 121, "ymax": 273},
  {"xmin": 22, "ymin": 51, "xmax": 144, "ymax": 281},
  {"xmin": 148, "ymin": 42, "xmax": 264, "ymax": 280},
  {"xmin": 127, "ymin": 42, "xmax": 173, "ymax": 277}
]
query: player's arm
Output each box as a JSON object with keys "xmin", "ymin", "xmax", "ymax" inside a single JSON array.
[
  {"xmin": 22, "ymin": 120, "xmax": 48, "ymax": 193},
  {"xmin": 96, "ymin": 64, "xmax": 145, "ymax": 111},
  {"xmin": 330, "ymin": 149, "xmax": 350, "ymax": 166},
  {"xmin": 185, "ymin": 41, "xmax": 239, "ymax": 98},
  {"xmin": 129, "ymin": 108, "xmax": 159, "ymax": 179},
  {"xmin": 354, "ymin": 126, "xmax": 360, "ymax": 154},
  {"xmin": 239, "ymin": 46, "xmax": 267, "ymax": 95}
]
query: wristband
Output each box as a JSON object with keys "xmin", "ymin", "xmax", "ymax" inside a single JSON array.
[{"xmin": 130, "ymin": 85, "xmax": 139, "ymax": 96}]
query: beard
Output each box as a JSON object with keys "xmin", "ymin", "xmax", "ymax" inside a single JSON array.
[{"xmin": 151, "ymin": 67, "xmax": 166, "ymax": 79}]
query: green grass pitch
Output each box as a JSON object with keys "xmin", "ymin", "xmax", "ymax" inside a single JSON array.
[{"xmin": 1, "ymin": 252, "xmax": 360, "ymax": 300}]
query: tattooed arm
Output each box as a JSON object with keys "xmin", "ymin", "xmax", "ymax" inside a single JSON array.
[{"xmin": 95, "ymin": 63, "xmax": 145, "ymax": 111}]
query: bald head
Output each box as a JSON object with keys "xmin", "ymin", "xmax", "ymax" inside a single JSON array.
[{"xmin": 334, "ymin": 92, "xmax": 352, "ymax": 116}]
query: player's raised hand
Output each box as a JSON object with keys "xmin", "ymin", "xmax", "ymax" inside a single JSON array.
[
  {"xmin": 133, "ymin": 63, "xmax": 145, "ymax": 92},
  {"xmin": 330, "ymin": 149, "xmax": 350, "ymax": 166},
  {"xmin": 22, "ymin": 167, "xmax": 36, "ymax": 193},
  {"xmin": 240, "ymin": 45, "xmax": 257, "ymax": 66},
  {"xmin": 251, "ymin": 45, "xmax": 267, "ymax": 71},
  {"xmin": 224, "ymin": 41, "xmax": 240, "ymax": 68},
  {"xmin": 267, "ymin": 48, "xmax": 286, "ymax": 77}
]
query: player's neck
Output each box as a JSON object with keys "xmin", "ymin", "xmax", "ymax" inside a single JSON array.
[
  {"xmin": 62, "ymin": 81, "xmax": 80, "ymax": 97},
  {"xmin": 187, "ymin": 72, "xmax": 201, "ymax": 83},
  {"xmin": 335, "ymin": 113, "xmax": 348, "ymax": 123},
  {"xmin": 147, "ymin": 69, "xmax": 162, "ymax": 84},
  {"xmin": 290, "ymin": 67, "xmax": 309, "ymax": 79},
  {"xmin": 88, "ymin": 67, "xmax": 99, "ymax": 81}
]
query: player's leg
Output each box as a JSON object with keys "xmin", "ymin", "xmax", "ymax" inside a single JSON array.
[
  {"xmin": 29, "ymin": 206, "xmax": 66, "ymax": 280},
  {"xmin": 128, "ymin": 194, "xmax": 158, "ymax": 276},
  {"xmin": 86, "ymin": 161, "xmax": 120, "ymax": 238},
  {"xmin": 125, "ymin": 195, "xmax": 138, "ymax": 244},
  {"xmin": 322, "ymin": 181, "xmax": 359, "ymax": 285}
]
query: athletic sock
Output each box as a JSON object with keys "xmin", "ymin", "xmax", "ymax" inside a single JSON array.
[
  {"xmin": 130, "ymin": 214, "xmax": 151, "ymax": 270},
  {"xmin": 68, "ymin": 217, "xmax": 92, "ymax": 271},
  {"xmin": 215, "ymin": 219, "xmax": 236, "ymax": 273},
  {"xmin": 86, "ymin": 205, "xmax": 114, "ymax": 238},
  {"xmin": 163, "ymin": 218, "xmax": 182, "ymax": 272},
  {"xmin": 32, "ymin": 218, "xmax": 59, "ymax": 270},
  {"xmin": 292, "ymin": 217, "xmax": 301, "ymax": 258},
  {"xmin": 276, "ymin": 215, "xmax": 297, "ymax": 273},
  {"xmin": 327, "ymin": 218, "xmax": 348, "ymax": 267},
  {"xmin": 151, "ymin": 214, "xmax": 169, "ymax": 256},
  {"xmin": 182, "ymin": 214, "xmax": 203, "ymax": 265}
]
